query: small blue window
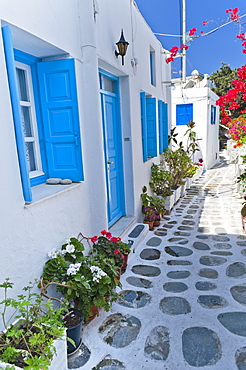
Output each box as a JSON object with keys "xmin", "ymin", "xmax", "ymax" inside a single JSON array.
[
  {"xmin": 150, "ymin": 52, "xmax": 155, "ymax": 86},
  {"xmin": 176, "ymin": 103, "xmax": 193, "ymax": 126},
  {"xmin": 2, "ymin": 25, "xmax": 84, "ymax": 201},
  {"xmin": 211, "ymin": 105, "xmax": 216, "ymax": 124}
]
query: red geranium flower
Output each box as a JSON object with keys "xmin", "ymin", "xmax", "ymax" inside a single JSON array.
[
  {"xmin": 113, "ymin": 250, "xmax": 120, "ymax": 255},
  {"xmin": 111, "ymin": 237, "xmax": 121, "ymax": 243},
  {"xmin": 101, "ymin": 230, "xmax": 108, "ymax": 235},
  {"xmin": 91, "ymin": 236, "xmax": 98, "ymax": 243}
]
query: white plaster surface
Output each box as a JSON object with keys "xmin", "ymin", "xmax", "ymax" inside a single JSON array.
[{"xmin": 71, "ymin": 153, "xmax": 246, "ymax": 370}]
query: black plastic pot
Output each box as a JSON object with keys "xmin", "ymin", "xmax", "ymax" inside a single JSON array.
[{"xmin": 66, "ymin": 308, "xmax": 84, "ymax": 355}]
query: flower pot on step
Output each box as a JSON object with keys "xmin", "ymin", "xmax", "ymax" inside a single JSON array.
[
  {"xmin": 65, "ymin": 308, "xmax": 84, "ymax": 355},
  {"xmin": 164, "ymin": 193, "xmax": 175, "ymax": 213},
  {"xmin": 143, "ymin": 220, "xmax": 154, "ymax": 230}
]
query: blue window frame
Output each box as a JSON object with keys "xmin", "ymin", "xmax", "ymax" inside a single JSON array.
[
  {"xmin": 158, "ymin": 101, "xmax": 168, "ymax": 153},
  {"xmin": 211, "ymin": 105, "xmax": 216, "ymax": 124},
  {"xmin": 140, "ymin": 92, "xmax": 157, "ymax": 162},
  {"xmin": 176, "ymin": 103, "xmax": 193, "ymax": 126},
  {"xmin": 2, "ymin": 25, "xmax": 84, "ymax": 202},
  {"xmin": 150, "ymin": 52, "xmax": 155, "ymax": 86}
]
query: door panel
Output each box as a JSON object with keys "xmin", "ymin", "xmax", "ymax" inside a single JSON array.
[{"xmin": 100, "ymin": 73, "xmax": 124, "ymax": 226}]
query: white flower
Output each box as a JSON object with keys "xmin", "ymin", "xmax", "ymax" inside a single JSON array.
[
  {"xmin": 67, "ymin": 267, "xmax": 77, "ymax": 275},
  {"xmin": 48, "ymin": 248, "xmax": 58, "ymax": 259},
  {"xmin": 66, "ymin": 244, "xmax": 75, "ymax": 253},
  {"xmin": 74, "ymin": 262, "xmax": 81, "ymax": 269}
]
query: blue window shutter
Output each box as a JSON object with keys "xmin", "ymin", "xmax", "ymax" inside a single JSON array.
[
  {"xmin": 150, "ymin": 53, "xmax": 154, "ymax": 85},
  {"xmin": 146, "ymin": 97, "xmax": 157, "ymax": 157},
  {"xmin": 162, "ymin": 103, "xmax": 168, "ymax": 150},
  {"xmin": 37, "ymin": 59, "xmax": 84, "ymax": 180},
  {"xmin": 158, "ymin": 100, "xmax": 163, "ymax": 153},
  {"xmin": 211, "ymin": 105, "xmax": 216, "ymax": 124},
  {"xmin": 1, "ymin": 26, "xmax": 32, "ymax": 202},
  {"xmin": 176, "ymin": 103, "xmax": 193, "ymax": 125},
  {"xmin": 140, "ymin": 92, "xmax": 148, "ymax": 162}
]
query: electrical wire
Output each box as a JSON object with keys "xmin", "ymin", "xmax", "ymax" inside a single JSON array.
[{"xmin": 154, "ymin": 13, "xmax": 246, "ymax": 38}]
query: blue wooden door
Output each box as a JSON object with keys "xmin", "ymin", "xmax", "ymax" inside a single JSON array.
[{"xmin": 100, "ymin": 72, "xmax": 125, "ymax": 227}]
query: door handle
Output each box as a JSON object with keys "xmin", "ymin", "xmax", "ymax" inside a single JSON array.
[{"xmin": 107, "ymin": 161, "xmax": 114, "ymax": 164}]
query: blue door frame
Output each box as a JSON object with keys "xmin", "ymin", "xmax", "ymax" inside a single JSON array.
[{"xmin": 99, "ymin": 70, "xmax": 125, "ymax": 227}]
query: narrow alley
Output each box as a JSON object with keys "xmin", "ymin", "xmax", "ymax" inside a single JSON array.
[{"xmin": 69, "ymin": 154, "xmax": 246, "ymax": 370}]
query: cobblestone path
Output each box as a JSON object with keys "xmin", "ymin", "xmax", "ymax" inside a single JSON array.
[{"xmin": 69, "ymin": 156, "xmax": 246, "ymax": 370}]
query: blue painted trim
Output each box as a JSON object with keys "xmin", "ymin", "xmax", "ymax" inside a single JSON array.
[
  {"xmin": 2, "ymin": 26, "xmax": 32, "ymax": 202},
  {"xmin": 211, "ymin": 105, "xmax": 216, "ymax": 124},
  {"xmin": 176, "ymin": 103, "xmax": 193, "ymax": 126},
  {"xmin": 98, "ymin": 68, "xmax": 118, "ymax": 81},
  {"xmin": 140, "ymin": 92, "xmax": 148, "ymax": 162},
  {"xmin": 146, "ymin": 97, "xmax": 157, "ymax": 157},
  {"xmin": 14, "ymin": 49, "xmax": 40, "ymax": 64},
  {"xmin": 162, "ymin": 103, "xmax": 168, "ymax": 150},
  {"xmin": 158, "ymin": 100, "xmax": 163, "ymax": 153},
  {"xmin": 99, "ymin": 69, "xmax": 125, "ymax": 226},
  {"xmin": 150, "ymin": 53, "xmax": 154, "ymax": 85}
]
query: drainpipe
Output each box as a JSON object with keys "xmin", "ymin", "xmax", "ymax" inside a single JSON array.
[
  {"xmin": 76, "ymin": 0, "xmax": 108, "ymax": 230},
  {"xmin": 181, "ymin": 0, "xmax": 186, "ymax": 83}
]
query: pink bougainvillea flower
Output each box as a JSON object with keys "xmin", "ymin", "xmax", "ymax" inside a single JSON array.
[
  {"xmin": 121, "ymin": 254, "xmax": 125, "ymax": 259},
  {"xmin": 189, "ymin": 28, "xmax": 197, "ymax": 36},
  {"xmin": 180, "ymin": 44, "xmax": 189, "ymax": 50},
  {"xmin": 113, "ymin": 250, "xmax": 120, "ymax": 255},
  {"xmin": 170, "ymin": 46, "xmax": 179, "ymax": 54},
  {"xmin": 166, "ymin": 57, "xmax": 174, "ymax": 64},
  {"xmin": 91, "ymin": 236, "xmax": 98, "ymax": 243}
]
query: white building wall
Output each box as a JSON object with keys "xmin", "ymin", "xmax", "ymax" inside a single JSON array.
[
  {"xmin": 172, "ymin": 84, "xmax": 219, "ymax": 169},
  {"xmin": 0, "ymin": 0, "xmax": 171, "ymax": 310}
]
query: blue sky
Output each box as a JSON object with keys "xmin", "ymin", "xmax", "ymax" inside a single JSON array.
[{"xmin": 135, "ymin": 0, "xmax": 246, "ymax": 77}]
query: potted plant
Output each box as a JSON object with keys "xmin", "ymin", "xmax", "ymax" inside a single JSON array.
[
  {"xmin": 40, "ymin": 237, "xmax": 121, "ymax": 322},
  {"xmin": 0, "ymin": 279, "xmax": 67, "ymax": 370},
  {"xmin": 149, "ymin": 163, "xmax": 173, "ymax": 199},
  {"xmin": 89, "ymin": 231, "xmax": 131, "ymax": 275},
  {"xmin": 241, "ymin": 201, "xmax": 246, "ymax": 231},
  {"xmin": 142, "ymin": 206, "xmax": 156, "ymax": 230},
  {"xmin": 39, "ymin": 280, "xmax": 84, "ymax": 355},
  {"xmin": 141, "ymin": 186, "xmax": 166, "ymax": 225},
  {"xmin": 162, "ymin": 148, "xmax": 192, "ymax": 191}
]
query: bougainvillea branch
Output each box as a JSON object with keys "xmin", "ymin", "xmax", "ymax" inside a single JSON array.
[{"xmin": 165, "ymin": 7, "xmax": 246, "ymax": 63}]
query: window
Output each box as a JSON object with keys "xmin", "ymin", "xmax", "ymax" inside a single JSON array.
[
  {"xmin": 16, "ymin": 61, "xmax": 43, "ymax": 178},
  {"xmin": 176, "ymin": 103, "xmax": 193, "ymax": 126},
  {"xmin": 140, "ymin": 92, "xmax": 157, "ymax": 161},
  {"xmin": 150, "ymin": 49, "xmax": 156, "ymax": 86},
  {"xmin": 2, "ymin": 25, "xmax": 84, "ymax": 202},
  {"xmin": 158, "ymin": 101, "xmax": 168, "ymax": 153},
  {"xmin": 211, "ymin": 105, "xmax": 216, "ymax": 124}
]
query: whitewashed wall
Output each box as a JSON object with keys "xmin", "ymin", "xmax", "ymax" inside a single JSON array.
[
  {"xmin": 171, "ymin": 84, "xmax": 219, "ymax": 169},
  {"xmin": 0, "ymin": 0, "xmax": 171, "ymax": 317}
]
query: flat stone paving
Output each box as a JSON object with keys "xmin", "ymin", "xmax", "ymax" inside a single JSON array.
[{"xmin": 68, "ymin": 155, "xmax": 246, "ymax": 369}]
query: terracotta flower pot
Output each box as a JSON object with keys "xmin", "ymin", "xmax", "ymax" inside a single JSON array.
[
  {"xmin": 143, "ymin": 220, "xmax": 154, "ymax": 230},
  {"xmin": 121, "ymin": 254, "xmax": 128, "ymax": 274},
  {"xmin": 87, "ymin": 305, "xmax": 100, "ymax": 322}
]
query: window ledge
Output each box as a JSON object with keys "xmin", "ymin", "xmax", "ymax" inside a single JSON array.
[{"xmin": 25, "ymin": 182, "xmax": 81, "ymax": 207}]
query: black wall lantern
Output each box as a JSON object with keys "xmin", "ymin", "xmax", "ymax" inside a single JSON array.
[{"xmin": 115, "ymin": 29, "xmax": 129, "ymax": 66}]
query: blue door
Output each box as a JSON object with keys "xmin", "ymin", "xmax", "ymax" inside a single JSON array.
[{"xmin": 100, "ymin": 71, "xmax": 125, "ymax": 227}]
